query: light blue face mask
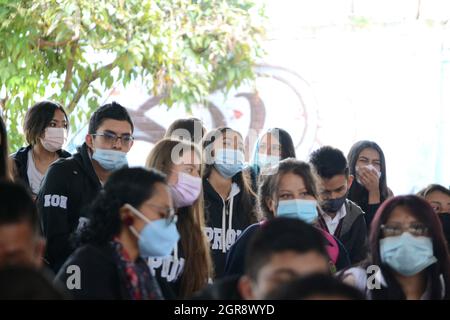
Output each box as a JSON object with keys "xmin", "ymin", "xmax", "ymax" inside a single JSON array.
[
  {"xmin": 277, "ymin": 199, "xmax": 318, "ymax": 224},
  {"xmin": 125, "ymin": 204, "xmax": 180, "ymax": 258},
  {"xmin": 92, "ymin": 148, "xmax": 128, "ymax": 171},
  {"xmin": 255, "ymin": 153, "xmax": 280, "ymax": 169},
  {"xmin": 214, "ymin": 148, "xmax": 245, "ymax": 179},
  {"xmin": 380, "ymin": 232, "xmax": 437, "ymax": 276}
]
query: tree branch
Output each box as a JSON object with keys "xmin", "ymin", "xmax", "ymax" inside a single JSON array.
[
  {"xmin": 63, "ymin": 43, "xmax": 77, "ymax": 91},
  {"xmin": 66, "ymin": 61, "xmax": 116, "ymax": 114}
]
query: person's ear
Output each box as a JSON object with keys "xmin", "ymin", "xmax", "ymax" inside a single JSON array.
[
  {"xmin": 119, "ymin": 205, "xmax": 134, "ymax": 226},
  {"xmin": 237, "ymin": 275, "xmax": 255, "ymax": 300},
  {"xmin": 267, "ymin": 197, "xmax": 276, "ymax": 215},
  {"xmin": 347, "ymin": 175, "xmax": 354, "ymax": 189},
  {"xmin": 85, "ymin": 134, "xmax": 95, "ymax": 150}
]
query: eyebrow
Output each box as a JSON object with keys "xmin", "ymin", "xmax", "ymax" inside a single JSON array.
[{"xmin": 103, "ymin": 129, "xmax": 132, "ymax": 135}]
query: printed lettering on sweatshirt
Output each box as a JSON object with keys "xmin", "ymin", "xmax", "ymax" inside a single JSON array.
[
  {"xmin": 43, "ymin": 194, "xmax": 68, "ymax": 209},
  {"xmin": 148, "ymin": 256, "xmax": 185, "ymax": 282},
  {"xmin": 204, "ymin": 227, "xmax": 242, "ymax": 251}
]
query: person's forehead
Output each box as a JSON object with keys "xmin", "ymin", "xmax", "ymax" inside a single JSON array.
[
  {"xmin": 321, "ymin": 175, "xmax": 347, "ymax": 190},
  {"xmin": 97, "ymin": 119, "xmax": 132, "ymax": 134},
  {"xmin": 0, "ymin": 223, "xmax": 35, "ymax": 246},
  {"xmin": 386, "ymin": 206, "xmax": 419, "ymax": 224},
  {"xmin": 358, "ymin": 148, "xmax": 380, "ymax": 160},
  {"xmin": 259, "ymin": 250, "xmax": 327, "ymax": 274},
  {"xmin": 279, "ymin": 173, "xmax": 306, "ymax": 189},
  {"xmin": 427, "ymin": 191, "xmax": 450, "ymax": 203}
]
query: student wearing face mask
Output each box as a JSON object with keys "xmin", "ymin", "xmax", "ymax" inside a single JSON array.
[
  {"xmin": 418, "ymin": 184, "xmax": 450, "ymax": 248},
  {"xmin": 145, "ymin": 139, "xmax": 213, "ymax": 298},
  {"xmin": 11, "ymin": 101, "xmax": 71, "ymax": 197},
  {"xmin": 249, "ymin": 128, "xmax": 296, "ymax": 192},
  {"xmin": 37, "ymin": 102, "xmax": 134, "ymax": 273},
  {"xmin": 202, "ymin": 127, "xmax": 258, "ymax": 279},
  {"xmin": 55, "ymin": 167, "xmax": 177, "ymax": 300},
  {"xmin": 341, "ymin": 195, "xmax": 450, "ymax": 300},
  {"xmin": 347, "ymin": 140, "xmax": 394, "ymax": 228},
  {"xmin": 224, "ymin": 158, "xmax": 350, "ymax": 278},
  {"xmin": 309, "ymin": 146, "xmax": 368, "ymax": 264}
]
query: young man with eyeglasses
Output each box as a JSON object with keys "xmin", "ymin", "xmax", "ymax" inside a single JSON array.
[{"xmin": 37, "ymin": 102, "xmax": 134, "ymax": 273}]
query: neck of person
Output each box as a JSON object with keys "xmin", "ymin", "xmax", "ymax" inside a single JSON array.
[
  {"xmin": 117, "ymin": 227, "xmax": 140, "ymax": 262},
  {"xmin": 208, "ymin": 169, "xmax": 232, "ymax": 200},
  {"xmin": 395, "ymin": 271, "xmax": 427, "ymax": 300},
  {"xmin": 91, "ymin": 159, "xmax": 111, "ymax": 185},
  {"xmin": 32, "ymin": 142, "xmax": 58, "ymax": 163}
]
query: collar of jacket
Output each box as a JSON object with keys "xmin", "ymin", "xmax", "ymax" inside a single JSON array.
[{"xmin": 73, "ymin": 143, "xmax": 102, "ymax": 188}]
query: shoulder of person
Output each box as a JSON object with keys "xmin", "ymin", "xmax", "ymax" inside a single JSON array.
[
  {"xmin": 345, "ymin": 199, "xmax": 365, "ymax": 216},
  {"xmin": 57, "ymin": 149, "xmax": 72, "ymax": 159}
]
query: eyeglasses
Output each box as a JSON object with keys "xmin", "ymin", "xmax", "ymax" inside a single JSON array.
[
  {"xmin": 92, "ymin": 132, "xmax": 134, "ymax": 147},
  {"xmin": 380, "ymin": 222, "xmax": 429, "ymax": 238},
  {"xmin": 144, "ymin": 203, "xmax": 177, "ymax": 224}
]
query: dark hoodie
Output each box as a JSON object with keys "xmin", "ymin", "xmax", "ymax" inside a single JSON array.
[
  {"xmin": 203, "ymin": 178, "xmax": 254, "ymax": 279},
  {"xmin": 37, "ymin": 143, "xmax": 102, "ymax": 273},
  {"xmin": 11, "ymin": 145, "xmax": 71, "ymax": 194}
]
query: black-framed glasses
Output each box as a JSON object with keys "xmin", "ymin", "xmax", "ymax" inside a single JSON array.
[
  {"xmin": 380, "ymin": 222, "xmax": 429, "ymax": 238},
  {"xmin": 92, "ymin": 131, "xmax": 134, "ymax": 146}
]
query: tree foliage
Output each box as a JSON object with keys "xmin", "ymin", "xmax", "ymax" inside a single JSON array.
[{"xmin": 0, "ymin": 0, "xmax": 266, "ymax": 150}]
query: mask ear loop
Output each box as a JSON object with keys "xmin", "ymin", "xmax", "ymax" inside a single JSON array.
[{"xmin": 123, "ymin": 203, "xmax": 151, "ymax": 240}]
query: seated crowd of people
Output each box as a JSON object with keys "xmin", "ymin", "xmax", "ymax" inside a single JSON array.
[{"xmin": 0, "ymin": 101, "xmax": 449, "ymax": 300}]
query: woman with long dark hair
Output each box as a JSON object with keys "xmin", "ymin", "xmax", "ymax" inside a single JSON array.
[
  {"xmin": 347, "ymin": 140, "xmax": 393, "ymax": 227},
  {"xmin": 202, "ymin": 127, "xmax": 258, "ymax": 279},
  {"xmin": 55, "ymin": 167, "xmax": 179, "ymax": 300},
  {"xmin": 249, "ymin": 128, "xmax": 296, "ymax": 191},
  {"xmin": 341, "ymin": 195, "xmax": 450, "ymax": 300}
]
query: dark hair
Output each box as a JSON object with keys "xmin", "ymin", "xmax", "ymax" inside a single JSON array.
[
  {"xmin": 164, "ymin": 118, "xmax": 206, "ymax": 144},
  {"xmin": 0, "ymin": 116, "xmax": 9, "ymax": 180},
  {"xmin": 0, "ymin": 266, "xmax": 69, "ymax": 300},
  {"xmin": 258, "ymin": 158, "xmax": 319, "ymax": 219},
  {"xmin": 0, "ymin": 181, "xmax": 40, "ymax": 235},
  {"xmin": 78, "ymin": 167, "xmax": 166, "ymax": 245},
  {"xmin": 88, "ymin": 101, "xmax": 134, "ymax": 134},
  {"xmin": 266, "ymin": 274, "xmax": 365, "ymax": 300},
  {"xmin": 309, "ymin": 146, "xmax": 349, "ymax": 179},
  {"xmin": 417, "ymin": 184, "xmax": 450, "ymax": 198},
  {"xmin": 347, "ymin": 140, "xmax": 390, "ymax": 211},
  {"xmin": 245, "ymin": 218, "xmax": 328, "ymax": 281},
  {"xmin": 23, "ymin": 101, "xmax": 69, "ymax": 146},
  {"xmin": 369, "ymin": 195, "xmax": 450, "ymax": 299},
  {"xmin": 256, "ymin": 128, "xmax": 296, "ymax": 160},
  {"xmin": 202, "ymin": 127, "xmax": 258, "ymax": 224}
]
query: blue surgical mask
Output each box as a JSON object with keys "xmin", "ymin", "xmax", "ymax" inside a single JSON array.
[
  {"xmin": 92, "ymin": 148, "xmax": 128, "ymax": 171},
  {"xmin": 277, "ymin": 199, "xmax": 318, "ymax": 224},
  {"xmin": 214, "ymin": 148, "xmax": 245, "ymax": 178},
  {"xmin": 380, "ymin": 232, "xmax": 437, "ymax": 276},
  {"xmin": 125, "ymin": 204, "xmax": 180, "ymax": 258},
  {"xmin": 255, "ymin": 153, "xmax": 280, "ymax": 169}
]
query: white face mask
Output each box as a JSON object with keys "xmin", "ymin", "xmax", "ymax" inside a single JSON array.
[
  {"xmin": 356, "ymin": 164, "xmax": 381, "ymax": 184},
  {"xmin": 40, "ymin": 127, "xmax": 67, "ymax": 152}
]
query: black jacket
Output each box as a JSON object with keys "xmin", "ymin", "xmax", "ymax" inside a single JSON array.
[
  {"xmin": 319, "ymin": 200, "xmax": 368, "ymax": 264},
  {"xmin": 55, "ymin": 244, "xmax": 163, "ymax": 300},
  {"xmin": 203, "ymin": 178, "xmax": 254, "ymax": 279},
  {"xmin": 191, "ymin": 275, "xmax": 242, "ymax": 300},
  {"xmin": 11, "ymin": 145, "xmax": 71, "ymax": 194},
  {"xmin": 37, "ymin": 143, "xmax": 102, "ymax": 273},
  {"xmin": 224, "ymin": 222, "xmax": 351, "ymax": 278}
]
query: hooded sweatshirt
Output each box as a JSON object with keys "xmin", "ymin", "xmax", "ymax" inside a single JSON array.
[
  {"xmin": 37, "ymin": 143, "xmax": 102, "ymax": 273},
  {"xmin": 203, "ymin": 178, "xmax": 254, "ymax": 279}
]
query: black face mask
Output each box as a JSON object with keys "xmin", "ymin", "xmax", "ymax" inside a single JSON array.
[
  {"xmin": 438, "ymin": 213, "xmax": 450, "ymax": 241},
  {"xmin": 322, "ymin": 195, "xmax": 347, "ymax": 213}
]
